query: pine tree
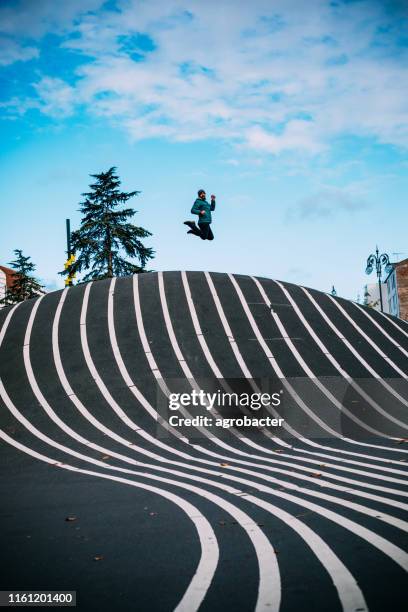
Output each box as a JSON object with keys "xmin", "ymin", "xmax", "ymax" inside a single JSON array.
[
  {"xmin": 63, "ymin": 167, "xmax": 154, "ymax": 282},
  {"xmin": 0, "ymin": 250, "xmax": 45, "ymax": 306}
]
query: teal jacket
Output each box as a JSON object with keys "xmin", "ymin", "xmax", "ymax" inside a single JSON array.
[{"xmin": 191, "ymin": 198, "xmax": 216, "ymax": 224}]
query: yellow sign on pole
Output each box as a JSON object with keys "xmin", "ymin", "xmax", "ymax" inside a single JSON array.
[{"xmin": 64, "ymin": 254, "xmax": 76, "ymax": 286}]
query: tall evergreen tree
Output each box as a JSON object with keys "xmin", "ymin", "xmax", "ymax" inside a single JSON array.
[
  {"xmin": 0, "ymin": 250, "xmax": 45, "ymax": 306},
  {"xmin": 63, "ymin": 167, "xmax": 154, "ymax": 282}
]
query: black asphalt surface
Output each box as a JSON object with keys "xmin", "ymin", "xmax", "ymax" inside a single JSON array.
[{"xmin": 1, "ymin": 271, "xmax": 408, "ymax": 612}]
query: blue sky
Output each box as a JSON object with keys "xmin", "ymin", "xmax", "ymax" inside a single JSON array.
[{"xmin": 0, "ymin": 0, "xmax": 407, "ymax": 299}]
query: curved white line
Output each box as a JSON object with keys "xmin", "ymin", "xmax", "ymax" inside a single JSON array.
[
  {"xmin": 1, "ymin": 298, "xmax": 282, "ymax": 611},
  {"xmin": 252, "ymin": 277, "xmax": 407, "ymax": 432},
  {"xmin": 224, "ymin": 273, "xmax": 407, "ymax": 452},
  {"xmin": 353, "ymin": 303, "xmax": 408, "ymax": 358},
  {"xmin": 131, "ymin": 274, "xmax": 408, "ymax": 495},
  {"xmin": 376, "ymin": 310, "xmax": 408, "ymax": 339},
  {"xmin": 327, "ymin": 294, "xmax": 408, "ymax": 377},
  {"xmin": 271, "ymin": 279, "xmax": 408, "ymax": 449},
  {"xmin": 108, "ymin": 278, "xmax": 184, "ymax": 440},
  {"xmin": 5, "ymin": 286, "xmax": 408, "ymax": 506},
  {"xmin": 0, "ymin": 426, "xmax": 218, "ymax": 612},
  {"xmin": 6, "ymin": 419, "xmax": 408, "ymax": 612},
  {"xmin": 1, "ymin": 288, "xmax": 404, "ymax": 612},
  {"xmin": 181, "ymin": 272, "xmax": 408, "ymax": 475},
  {"xmin": 28, "ymin": 285, "xmax": 281, "ymax": 611},
  {"xmin": 67, "ymin": 278, "xmax": 408, "ymax": 605},
  {"xmin": 156, "ymin": 273, "xmax": 408, "ymax": 489},
  {"xmin": 35, "ymin": 282, "xmax": 401, "ymax": 515},
  {"xmin": 208, "ymin": 272, "xmax": 392, "ymax": 458},
  {"xmin": 0, "ymin": 303, "xmax": 20, "ymax": 346},
  {"xmin": 302, "ymin": 287, "xmax": 408, "ymax": 410},
  {"xmin": 127, "ymin": 276, "xmax": 408, "ymax": 497}
]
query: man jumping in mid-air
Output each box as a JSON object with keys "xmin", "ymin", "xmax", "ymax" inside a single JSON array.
[{"xmin": 184, "ymin": 189, "xmax": 216, "ymax": 240}]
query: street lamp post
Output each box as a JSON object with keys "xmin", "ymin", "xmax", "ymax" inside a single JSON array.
[{"xmin": 365, "ymin": 246, "xmax": 391, "ymax": 313}]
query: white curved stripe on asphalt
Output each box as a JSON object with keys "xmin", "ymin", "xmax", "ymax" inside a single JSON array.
[
  {"xmin": 3, "ymin": 281, "xmax": 407, "ymax": 506},
  {"xmin": 50, "ymin": 283, "xmax": 408, "ymax": 515},
  {"xmin": 301, "ymin": 287, "xmax": 408, "ymax": 410},
  {"xmin": 2, "ymin": 278, "xmax": 406, "ymax": 605},
  {"xmin": 327, "ymin": 294, "xmax": 408, "ymax": 378},
  {"xmin": 271, "ymin": 279, "xmax": 408, "ymax": 453},
  {"xmin": 181, "ymin": 272, "xmax": 408, "ymax": 476},
  {"xmin": 108, "ymin": 279, "xmax": 185, "ymax": 440},
  {"xmin": 1, "ymin": 421, "xmax": 372, "ymax": 612},
  {"xmin": 0, "ymin": 399, "xmax": 373, "ymax": 612},
  {"xmin": 229, "ymin": 273, "xmax": 405, "ymax": 443},
  {"xmin": 207, "ymin": 272, "xmax": 401, "ymax": 457},
  {"xmin": 66, "ymin": 279, "xmax": 408, "ymax": 596},
  {"xmin": 2, "ymin": 356, "xmax": 408, "ymax": 553},
  {"xmin": 2, "ymin": 301, "xmax": 284, "ymax": 611},
  {"xmin": 376, "ymin": 310, "xmax": 408, "ymax": 339},
  {"xmin": 0, "ymin": 372, "xmax": 404, "ymax": 612},
  {"xmin": 0, "ymin": 427, "xmax": 219, "ymax": 612},
  {"xmin": 0, "ymin": 304, "xmax": 19, "ymax": 346},
  {"xmin": 132, "ymin": 273, "xmax": 408, "ymax": 494},
  {"xmin": 0, "ymin": 353, "xmax": 386, "ymax": 612},
  {"xmin": 144, "ymin": 278, "xmax": 408, "ymax": 519},
  {"xmin": 156, "ymin": 273, "xmax": 408, "ymax": 491},
  {"xmin": 252, "ymin": 276, "xmax": 407, "ymax": 433},
  {"xmin": 353, "ymin": 303, "xmax": 408, "ymax": 358},
  {"xmin": 114, "ymin": 277, "xmax": 408, "ymax": 503}
]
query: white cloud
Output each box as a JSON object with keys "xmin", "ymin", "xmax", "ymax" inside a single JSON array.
[
  {"xmin": 33, "ymin": 77, "xmax": 77, "ymax": 117},
  {"xmin": 0, "ymin": 38, "xmax": 39, "ymax": 65},
  {"xmin": 245, "ymin": 121, "xmax": 324, "ymax": 155},
  {"xmin": 287, "ymin": 185, "xmax": 368, "ymax": 221},
  {"xmin": 2, "ymin": 0, "xmax": 408, "ymax": 152}
]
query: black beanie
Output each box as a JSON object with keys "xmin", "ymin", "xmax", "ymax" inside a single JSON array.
[{"xmin": 198, "ymin": 189, "xmax": 205, "ymax": 196}]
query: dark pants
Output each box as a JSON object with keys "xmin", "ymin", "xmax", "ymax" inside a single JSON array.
[
  {"xmin": 198, "ymin": 223, "xmax": 214, "ymax": 240},
  {"xmin": 189, "ymin": 222, "xmax": 214, "ymax": 240}
]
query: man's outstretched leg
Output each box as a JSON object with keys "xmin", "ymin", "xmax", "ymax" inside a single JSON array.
[
  {"xmin": 184, "ymin": 220, "xmax": 196, "ymax": 229},
  {"xmin": 184, "ymin": 220, "xmax": 201, "ymax": 236}
]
